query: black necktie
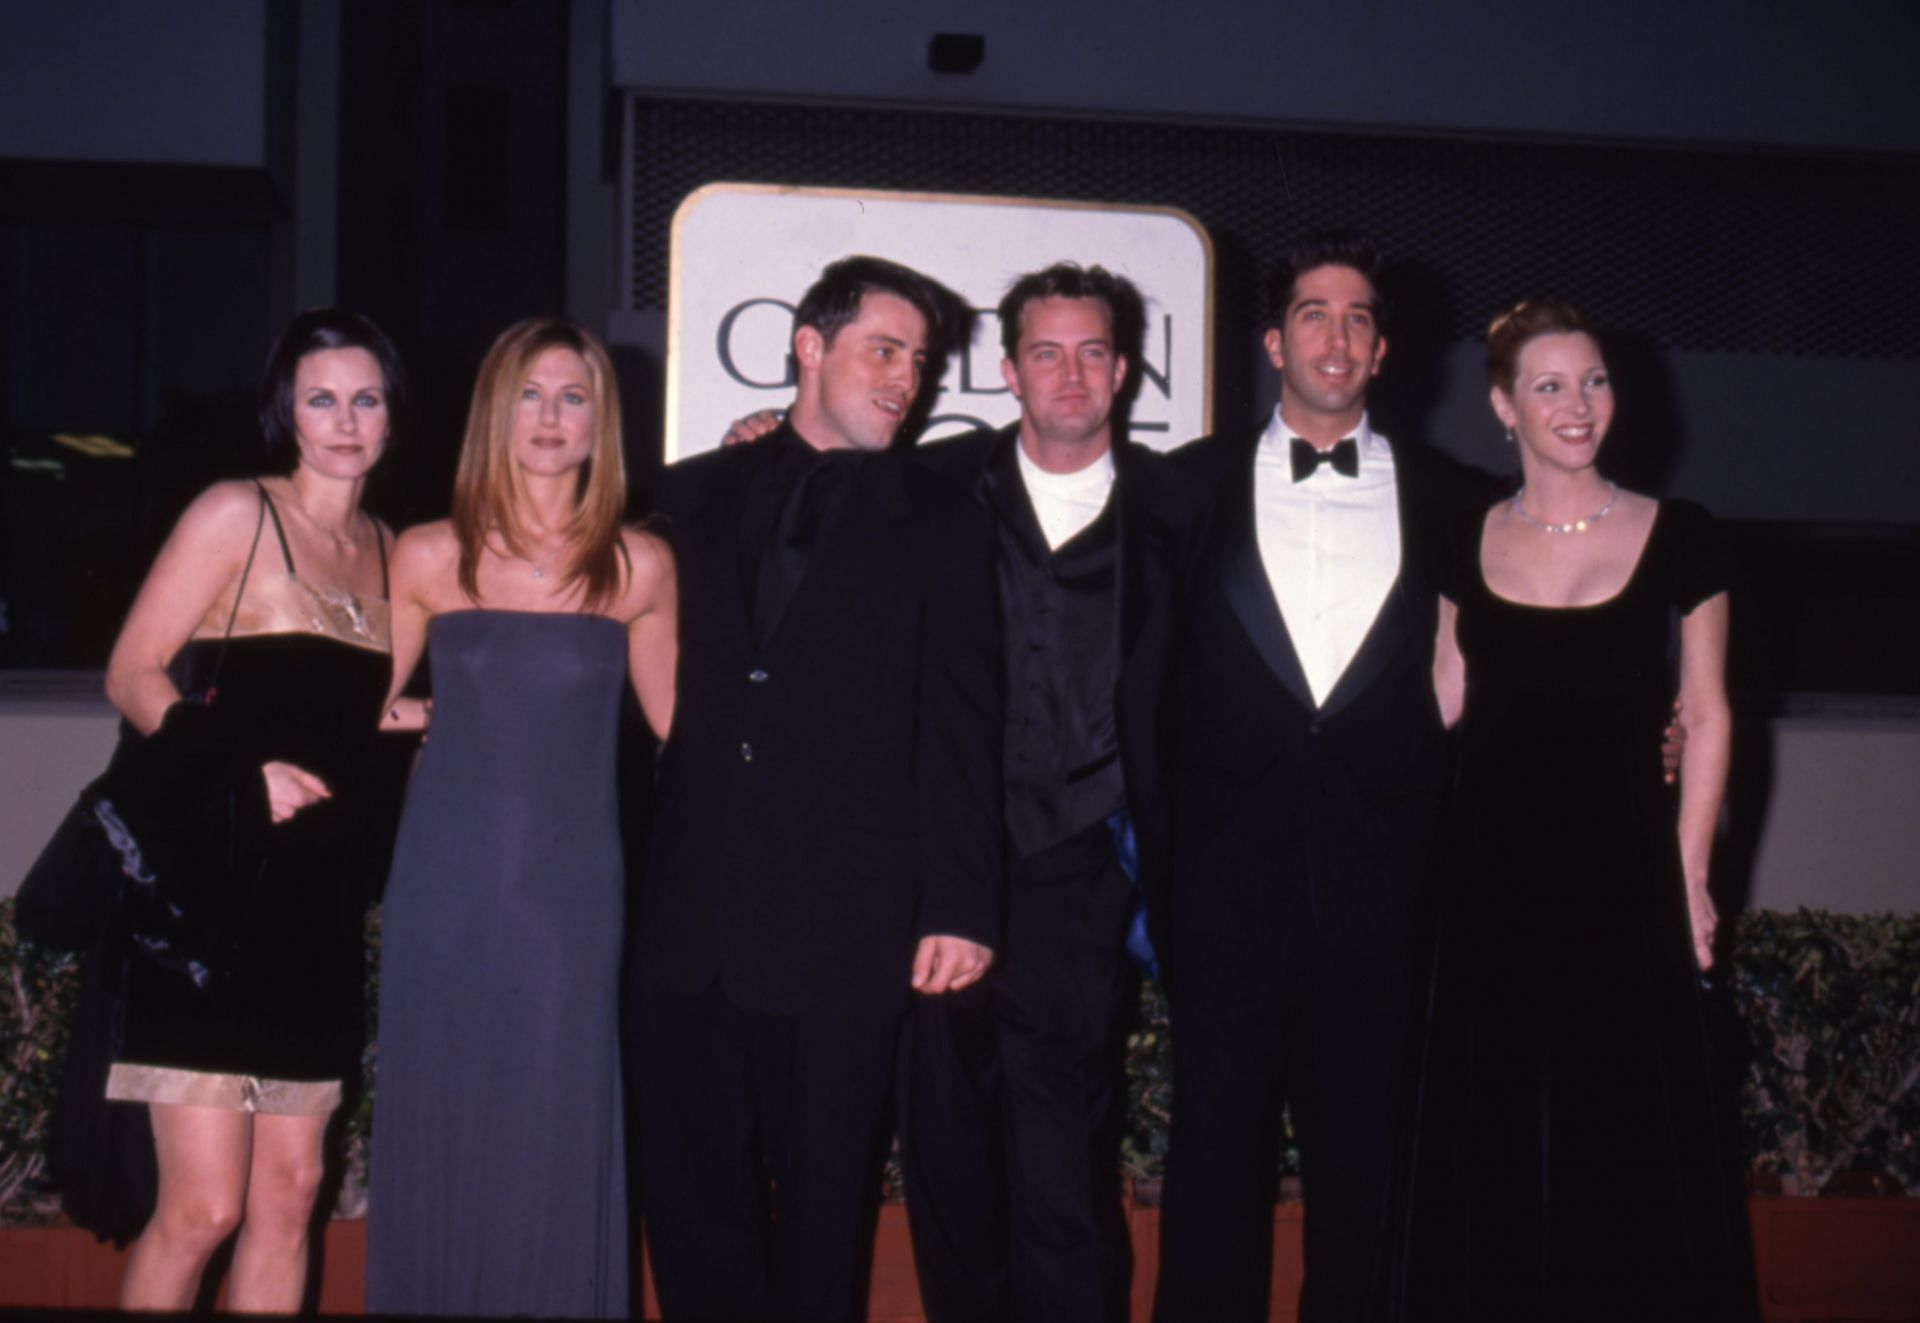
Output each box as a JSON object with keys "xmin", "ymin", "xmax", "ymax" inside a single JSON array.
[{"xmin": 1290, "ymin": 437, "xmax": 1359, "ymax": 482}]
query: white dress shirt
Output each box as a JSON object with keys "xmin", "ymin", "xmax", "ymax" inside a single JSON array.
[
  {"xmin": 1252, "ymin": 409, "xmax": 1401, "ymax": 707},
  {"xmin": 1017, "ymin": 442, "xmax": 1116, "ymax": 551}
]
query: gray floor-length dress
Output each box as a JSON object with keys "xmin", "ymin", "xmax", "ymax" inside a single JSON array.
[{"xmin": 368, "ymin": 610, "xmax": 629, "ymax": 1318}]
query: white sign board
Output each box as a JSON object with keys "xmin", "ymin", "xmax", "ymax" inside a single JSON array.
[{"xmin": 666, "ymin": 184, "xmax": 1213, "ymax": 463}]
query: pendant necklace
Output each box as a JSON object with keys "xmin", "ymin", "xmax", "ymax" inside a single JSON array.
[{"xmin": 1512, "ymin": 481, "xmax": 1618, "ymax": 535}]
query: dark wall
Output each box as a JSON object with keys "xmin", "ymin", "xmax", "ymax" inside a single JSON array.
[
  {"xmin": 0, "ymin": 1, "xmax": 272, "ymax": 167},
  {"xmin": 610, "ymin": 0, "xmax": 1920, "ymax": 156},
  {"xmin": 338, "ymin": 0, "xmax": 571, "ymax": 527}
]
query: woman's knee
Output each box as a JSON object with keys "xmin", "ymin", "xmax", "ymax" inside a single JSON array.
[
  {"xmin": 247, "ymin": 1151, "xmax": 327, "ymax": 1234},
  {"xmin": 151, "ymin": 1189, "xmax": 245, "ymax": 1251}
]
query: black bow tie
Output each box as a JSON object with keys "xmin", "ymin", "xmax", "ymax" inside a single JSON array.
[{"xmin": 1291, "ymin": 437, "xmax": 1359, "ymax": 482}]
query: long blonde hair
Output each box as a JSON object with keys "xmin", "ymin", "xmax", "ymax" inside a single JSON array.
[{"xmin": 452, "ymin": 317, "xmax": 628, "ymax": 610}]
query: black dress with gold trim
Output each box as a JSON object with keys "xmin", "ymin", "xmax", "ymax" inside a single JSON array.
[{"xmin": 107, "ymin": 492, "xmax": 394, "ymax": 1109}]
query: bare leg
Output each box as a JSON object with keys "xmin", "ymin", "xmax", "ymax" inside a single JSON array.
[
  {"xmin": 228, "ymin": 1111, "xmax": 332, "ymax": 1313},
  {"xmin": 118, "ymin": 1104, "xmax": 251, "ymax": 1310}
]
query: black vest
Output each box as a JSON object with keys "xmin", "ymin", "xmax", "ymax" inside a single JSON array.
[{"xmin": 990, "ymin": 447, "xmax": 1126, "ymax": 860}]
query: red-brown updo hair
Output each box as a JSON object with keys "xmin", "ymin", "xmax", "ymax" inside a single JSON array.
[{"xmin": 1485, "ymin": 299, "xmax": 1598, "ymax": 396}]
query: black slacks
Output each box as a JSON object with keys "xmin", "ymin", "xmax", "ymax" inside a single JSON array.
[
  {"xmin": 636, "ymin": 980, "xmax": 902, "ymax": 1323},
  {"xmin": 1151, "ymin": 883, "xmax": 1413, "ymax": 1323},
  {"xmin": 899, "ymin": 823, "xmax": 1136, "ymax": 1323}
]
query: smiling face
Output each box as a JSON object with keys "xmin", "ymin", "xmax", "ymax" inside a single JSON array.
[
  {"xmin": 792, "ymin": 290, "xmax": 929, "ymax": 452},
  {"xmin": 290, "ymin": 347, "xmax": 389, "ymax": 479},
  {"xmin": 1263, "ymin": 263, "xmax": 1386, "ymax": 439},
  {"xmin": 1001, "ymin": 295, "xmax": 1127, "ymax": 453},
  {"xmin": 508, "ymin": 345, "xmax": 597, "ymax": 477},
  {"xmin": 1491, "ymin": 331, "xmax": 1614, "ymax": 476}
]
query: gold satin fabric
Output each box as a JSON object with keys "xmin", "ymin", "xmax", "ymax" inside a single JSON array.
[
  {"xmin": 193, "ymin": 568, "xmax": 391, "ymax": 653},
  {"xmin": 106, "ymin": 1062, "xmax": 342, "ymax": 1115}
]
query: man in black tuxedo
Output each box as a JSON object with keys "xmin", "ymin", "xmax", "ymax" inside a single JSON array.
[
  {"xmin": 1150, "ymin": 233, "xmax": 1493, "ymax": 1323},
  {"xmin": 893, "ymin": 265, "xmax": 1209, "ymax": 1323},
  {"xmin": 636, "ymin": 256, "xmax": 1003, "ymax": 1323}
]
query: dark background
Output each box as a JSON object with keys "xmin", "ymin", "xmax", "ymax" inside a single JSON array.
[{"xmin": 2, "ymin": 0, "xmax": 1916, "ymax": 699}]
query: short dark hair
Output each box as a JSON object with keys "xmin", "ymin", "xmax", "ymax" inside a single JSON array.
[
  {"xmin": 258, "ymin": 309, "xmax": 406, "ymax": 466},
  {"xmin": 1485, "ymin": 298, "xmax": 1599, "ymax": 394},
  {"xmin": 996, "ymin": 262, "xmax": 1143, "ymax": 362},
  {"xmin": 1265, "ymin": 230, "xmax": 1387, "ymax": 331},
  {"xmin": 793, "ymin": 255, "xmax": 947, "ymax": 352}
]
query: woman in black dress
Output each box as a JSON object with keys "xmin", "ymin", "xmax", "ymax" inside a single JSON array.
[
  {"xmin": 102, "ymin": 311, "xmax": 411, "ymax": 1310},
  {"xmin": 1403, "ymin": 299, "xmax": 1750, "ymax": 1320},
  {"xmin": 367, "ymin": 317, "xmax": 675, "ymax": 1318}
]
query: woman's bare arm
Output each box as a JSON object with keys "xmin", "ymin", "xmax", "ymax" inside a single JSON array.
[
  {"xmin": 105, "ymin": 482, "xmax": 259, "ymax": 734},
  {"xmin": 623, "ymin": 529, "xmax": 678, "ymax": 742},
  {"xmin": 1676, "ymin": 592, "xmax": 1732, "ymax": 969},
  {"xmin": 380, "ymin": 523, "xmax": 452, "ymax": 728},
  {"xmin": 1431, "ymin": 595, "xmax": 1465, "ymax": 731}
]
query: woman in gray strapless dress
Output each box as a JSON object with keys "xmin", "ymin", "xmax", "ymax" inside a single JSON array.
[{"xmin": 367, "ymin": 318, "xmax": 676, "ymax": 1319}]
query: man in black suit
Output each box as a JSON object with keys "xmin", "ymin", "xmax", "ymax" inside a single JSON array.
[
  {"xmin": 636, "ymin": 256, "xmax": 1003, "ymax": 1323},
  {"xmin": 893, "ymin": 264, "xmax": 1209, "ymax": 1323},
  {"xmin": 1150, "ymin": 233, "xmax": 1493, "ymax": 1323}
]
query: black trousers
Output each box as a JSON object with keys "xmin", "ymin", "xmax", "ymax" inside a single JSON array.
[
  {"xmin": 899, "ymin": 823, "xmax": 1136, "ymax": 1323},
  {"xmin": 635, "ymin": 980, "xmax": 902, "ymax": 1323},
  {"xmin": 1151, "ymin": 887, "xmax": 1412, "ymax": 1323}
]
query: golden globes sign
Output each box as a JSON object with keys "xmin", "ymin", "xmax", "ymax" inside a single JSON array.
[{"xmin": 666, "ymin": 183, "xmax": 1213, "ymax": 462}]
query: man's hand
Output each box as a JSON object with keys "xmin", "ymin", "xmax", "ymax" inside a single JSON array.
[
  {"xmin": 911, "ymin": 934, "xmax": 993, "ymax": 994},
  {"xmin": 723, "ymin": 410, "xmax": 785, "ymax": 446},
  {"xmin": 1662, "ymin": 699, "xmax": 1689, "ymax": 784}
]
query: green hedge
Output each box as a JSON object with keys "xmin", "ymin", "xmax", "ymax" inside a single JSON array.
[{"xmin": 3, "ymin": 903, "xmax": 1916, "ymax": 1224}]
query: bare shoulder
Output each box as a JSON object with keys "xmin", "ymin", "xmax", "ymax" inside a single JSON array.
[
  {"xmin": 390, "ymin": 519, "xmax": 460, "ymax": 586},
  {"xmin": 177, "ymin": 478, "xmax": 266, "ymax": 536},
  {"xmin": 393, "ymin": 518, "xmax": 457, "ymax": 562}
]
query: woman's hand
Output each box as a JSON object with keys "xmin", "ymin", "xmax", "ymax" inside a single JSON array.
[
  {"xmin": 380, "ymin": 697, "xmax": 432, "ymax": 733},
  {"xmin": 263, "ymin": 761, "xmax": 332, "ymax": 823},
  {"xmin": 1686, "ymin": 878, "xmax": 1718, "ymax": 971},
  {"xmin": 1662, "ymin": 699, "xmax": 1688, "ymax": 784}
]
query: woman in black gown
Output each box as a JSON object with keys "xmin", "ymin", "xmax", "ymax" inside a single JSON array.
[
  {"xmin": 366, "ymin": 317, "xmax": 675, "ymax": 1318},
  {"xmin": 102, "ymin": 311, "xmax": 410, "ymax": 1311},
  {"xmin": 1402, "ymin": 299, "xmax": 1751, "ymax": 1321}
]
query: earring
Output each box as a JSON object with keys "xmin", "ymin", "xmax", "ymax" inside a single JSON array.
[{"xmin": 1503, "ymin": 426, "xmax": 1515, "ymax": 445}]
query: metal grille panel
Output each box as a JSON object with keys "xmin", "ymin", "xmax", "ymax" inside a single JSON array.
[{"xmin": 628, "ymin": 98, "xmax": 1920, "ymax": 360}]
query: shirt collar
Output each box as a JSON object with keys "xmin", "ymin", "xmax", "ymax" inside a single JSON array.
[{"xmin": 1015, "ymin": 440, "xmax": 1116, "ymax": 500}]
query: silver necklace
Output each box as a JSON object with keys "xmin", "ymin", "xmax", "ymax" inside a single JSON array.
[
  {"xmin": 501, "ymin": 536, "xmax": 564, "ymax": 579},
  {"xmin": 1512, "ymin": 481, "xmax": 1618, "ymax": 535}
]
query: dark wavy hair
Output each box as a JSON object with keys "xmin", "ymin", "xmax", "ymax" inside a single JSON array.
[
  {"xmin": 793, "ymin": 255, "xmax": 948, "ymax": 353},
  {"xmin": 257, "ymin": 309, "xmax": 407, "ymax": 468},
  {"xmin": 1265, "ymin": 229, "xmax": 1388, "ymax": 332},
  {"xmin": 996, "ymin": 262, "xmax": 1144, "ymax": 362}
]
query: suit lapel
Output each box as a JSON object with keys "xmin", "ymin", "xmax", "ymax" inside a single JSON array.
[{"xmin": 1213, "ymin": 435, "xmax": 1316, "ymax": 711}]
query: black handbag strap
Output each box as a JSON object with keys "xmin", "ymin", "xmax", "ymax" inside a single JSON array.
[{"xmin": 198, "ymin": 482, "xmax": 271, "ymax": 700}]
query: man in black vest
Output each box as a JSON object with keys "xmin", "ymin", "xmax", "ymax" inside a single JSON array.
[
  {"xmin": 894, "ymin": 264, "xmax": 1210, "ymax": 1323},
  {"xmin": 636, "ymin": 256, "xmax": 1003, "ymax": 1323},
  {"xmin": 1150, "ymin": 233, "xmax": 1495, "ymax": 1323}
]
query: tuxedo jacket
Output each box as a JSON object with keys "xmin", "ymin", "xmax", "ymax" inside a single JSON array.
[
  {"xmin": 914, "ymin": 426, "xmax": 1212, "ymax": 887},
  {"xmin": 1161, "ymin": 431, "xmax": 1496, "ymax": 964},
  {"xmin": 643, "ymin": 431, "xmax": 1003, "ymax": 1016}
]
